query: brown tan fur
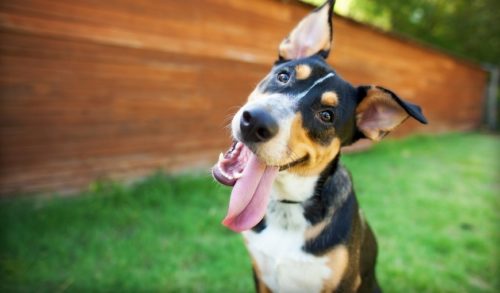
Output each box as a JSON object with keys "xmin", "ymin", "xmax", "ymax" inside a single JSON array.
[
  {"xmin": 321, "ymin": 91, "xmax": 339, "ymax": 107},
  {"xmin": 353, "ymin": 275, "xmax": 362, "ymax": 292},
  {"xmin": 340, "ymin": 209, "xmax": 364, "ymax": 292},
  {"xmin": 322, "ymin": 245, "xmax": 349, "ymax": 292},
  {"xmin": 304, "ymin": 218, "xmax": 331, "ymax": 241},
  {"xmin": 337, "ymin": 209, "xmax": 380, "ymax": 293},
  {"xmin": 287, "ymin": 114, "xmax": 341, "ymax": 176},
  {"xmin": 252, "ymin": 261, "xmax": 272, "ymax": 293},
  {"xmin": 295, "ymin": 64, "xmax": 312, "ymax": 80},
  {"xmin": 316, "ymin": 209, "xmax": 362, "ymax": 292}
]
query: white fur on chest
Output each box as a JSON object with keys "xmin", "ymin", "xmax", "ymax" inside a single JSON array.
[
  {"xmin": 243, "ymin": 172, "xmax": 331, "ymax": 293},
  {"xmin": 272, "ymin": 172, "xmax": 318, "ymax": 202}
]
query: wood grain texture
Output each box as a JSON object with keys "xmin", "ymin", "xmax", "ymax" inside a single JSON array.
[{"xmin": 0, "ymin": 0, "xmax": 487, "ymax": 195}]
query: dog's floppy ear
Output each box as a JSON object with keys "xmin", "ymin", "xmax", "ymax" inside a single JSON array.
[
  {"xmin": 278, "ymin": 0, "xmax": 335, "ymax": 61},
  {"xmin": 356, "ymin": 86, "xmax": 428, "ymax": 141}
]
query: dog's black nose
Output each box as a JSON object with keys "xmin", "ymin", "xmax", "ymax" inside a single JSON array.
[{"xmin": 240, "ymin": 109, "xmax": 278, "ymax": 143}]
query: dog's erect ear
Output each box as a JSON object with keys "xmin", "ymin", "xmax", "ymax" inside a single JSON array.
[
  {"xmin": 278, "ymin": 0, "xmax": 335, "ymax": 61},
  {"xmin": 356, "ymin": 86, "xmax": 428, "ymax": 141}
]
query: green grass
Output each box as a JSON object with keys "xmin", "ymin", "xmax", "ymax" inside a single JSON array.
[{"xmin": 0, "ymin": 132, "xmax": 498, "ymax": 292}]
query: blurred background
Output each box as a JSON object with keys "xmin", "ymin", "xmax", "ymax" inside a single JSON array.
[{"xmin": 0, "ymin": 0, "xmax": 498, "ymax": 292}]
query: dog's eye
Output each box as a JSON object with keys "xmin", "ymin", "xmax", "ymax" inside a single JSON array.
[
  {"xmin": 318, "ymin": 110, "xmax": 334, "ymax": 123},
  {"xmin": 277, "ymin": 71, "xmax": 290, "ymax": 84}
]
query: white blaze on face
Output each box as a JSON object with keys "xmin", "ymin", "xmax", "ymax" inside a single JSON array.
[
  {"xmin": 294, "ymin": 72, "xmax": 336, "ymax": 101},
  {"xmin": 232, "ymin": 92, "xmax": 297, "ymax": 166},
  {"xmin": 231, "ymin": 72, "xmax": 336, "ymax": 166}
]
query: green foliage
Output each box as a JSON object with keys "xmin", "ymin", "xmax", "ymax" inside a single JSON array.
[
  {"xmin": 343, "ymin": 133, "xmax": 499, "ymax": 292},
  {"xmin": 345, "ymin": 0, "xmax": 500, "ymax": 65},
  {"xmin": 0, "ymin": 133, "xmax": 498, "ymax": 292},
  {"xmin": 301, "ymin": 0, "xmax": 324, "ymax": 5},
  {"xmin": 302, "ymin": 0, "xmax": 500, "ymax": 65}
]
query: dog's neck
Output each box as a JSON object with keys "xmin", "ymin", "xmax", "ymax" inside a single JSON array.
[
  {"xmin": 272, "ymin": 155, "xmax": 342, "ymax": 202},
  {"xmin": 272, "ymin": 171, "xmax": 320, "ymax": 203},
  {"xmin": 252, "ymin": 155, "xmax": 356, "ymax": 246},
  {"xmin": 269, "ymin": 155, "xmax": 353, "ymax": 223}
]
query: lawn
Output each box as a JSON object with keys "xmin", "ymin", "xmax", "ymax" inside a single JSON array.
[{"xmin": 0, "ymin": 133, "xmax": 498, "ymax": 292}]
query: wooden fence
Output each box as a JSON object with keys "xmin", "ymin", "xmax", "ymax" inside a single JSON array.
[{"xmin": 0, "ymin": 0, "xmax": 487, "ymax": 195}]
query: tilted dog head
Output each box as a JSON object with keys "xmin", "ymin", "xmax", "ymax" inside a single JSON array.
[{"xmin": 213, "ymin": 0, "xmax": 427, "ymax": 232}]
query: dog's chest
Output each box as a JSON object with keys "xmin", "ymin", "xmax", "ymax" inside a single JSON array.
[{"xmin": 243, "ymin": 173, "xmax": 331, "ymax": 293}]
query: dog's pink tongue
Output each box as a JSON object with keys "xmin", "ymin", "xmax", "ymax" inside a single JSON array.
[{"xmin": 223, "ymin": 153, "xmax": 278, "ymax": 232}]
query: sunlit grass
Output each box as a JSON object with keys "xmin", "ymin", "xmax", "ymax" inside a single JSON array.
[
  {"xmin": 0, "ymin": 132, "xmax": 498, "ymax": 292},
  {"xmin": 343, "ymin": 133, "xmax": 499, "ymax": 292}
]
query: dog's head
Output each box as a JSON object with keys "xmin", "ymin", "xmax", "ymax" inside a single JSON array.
[{"xmin": 213, "ymin": 0, "xmax": 427, "ymax": 232}]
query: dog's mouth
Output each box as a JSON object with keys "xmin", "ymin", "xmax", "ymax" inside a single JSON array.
[{"xmin": 212, "ymin": 141, "xmax": 307, "ymax": 232}]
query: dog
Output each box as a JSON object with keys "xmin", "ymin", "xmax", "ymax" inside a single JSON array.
[{"xmin": 212, "ymin": 0, "xmax": 427, "ymax": 292}]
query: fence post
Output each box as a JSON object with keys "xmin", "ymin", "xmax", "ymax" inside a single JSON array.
[{"xmin": 483, "ymin": 65, "xmax": 499, "ymax": 131}]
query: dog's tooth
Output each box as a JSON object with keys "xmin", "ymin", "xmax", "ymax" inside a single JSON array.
[
  {"xmin": 233, "ymin": 171, "xmax": 243, "ymax": 179},
  {"xmin": 219, "ymin": 152, "xmax": 224, "ymax": 161}
]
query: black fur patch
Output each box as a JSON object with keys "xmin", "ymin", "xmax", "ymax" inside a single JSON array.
[
  {"xmin": 303, "ymin": 193, "xmax": 357, "ymax": 255},
  {"xmin": 302, "ymin": 156, "xmax": 358, "ymax": 255},
  {"xmin": 251, "ymin": 217, "xmax": 267, "ymax": 233},
  {"xmin": 302, "ymin": 155, "xmax": 340, "ymax": 225}
]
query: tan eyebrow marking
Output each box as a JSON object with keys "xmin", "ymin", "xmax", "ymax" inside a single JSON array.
[
  {"xmin": 321, "ymin": 91, "xmax": 339, "ymax": 106},
  {"xmin": 295, "ymin": 64, "xmax": 312, "ymax": 80}
]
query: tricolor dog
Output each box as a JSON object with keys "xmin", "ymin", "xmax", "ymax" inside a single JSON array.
[{"xmin": 212, "ymin": 0, "xmax": 427, "ymax": 292}]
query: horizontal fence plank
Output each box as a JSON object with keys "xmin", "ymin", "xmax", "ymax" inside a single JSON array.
[{"xmin": 0, "ymin": 0, "xmax": 487, "ymax": 195}]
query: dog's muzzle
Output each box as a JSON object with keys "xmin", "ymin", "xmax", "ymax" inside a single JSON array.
[{"xmin": 240, "ymin": 108, "xmax": 279, "ymax": 143}]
